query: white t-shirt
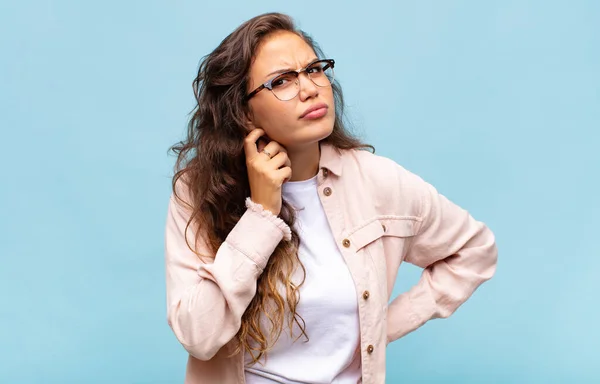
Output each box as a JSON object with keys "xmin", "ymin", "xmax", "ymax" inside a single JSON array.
[{"xmin": 244, "ymin": 175, "xmax": 362, "ymax": 384}]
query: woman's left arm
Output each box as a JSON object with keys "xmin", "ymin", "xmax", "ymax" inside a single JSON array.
[{"xmin": 386, "ymin": 170, "xmax": 498, "ymax": 344}]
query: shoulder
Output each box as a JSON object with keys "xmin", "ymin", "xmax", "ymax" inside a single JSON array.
[
  {"xmin": 350, "ymin": 148, "xmax": 396, "ymax": 168},
  {"xmin": 338, "ymin": 148, "xmax": 428, "ymax": 213},
  {"xmin": 340, "ymin": 148, "xmax": 422, "ymax": 187}
]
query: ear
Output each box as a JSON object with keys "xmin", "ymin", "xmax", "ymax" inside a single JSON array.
[
  {"xmin": 245, "ymin": 109, "xmax": 260, "ymax": 132},
  {"xmin": 246, "ymin": 118, "xmax": 257, "ymax": 131}
]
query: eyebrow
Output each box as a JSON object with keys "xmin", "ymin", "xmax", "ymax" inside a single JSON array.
[{"xmin": 263, "ymin": 58, "xmax": 320, "ymax": 81}]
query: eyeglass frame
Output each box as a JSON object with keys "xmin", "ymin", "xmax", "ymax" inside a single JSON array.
[{"xmin": 245, "ymin": 59, "xmax": 335, "ymax": 101}]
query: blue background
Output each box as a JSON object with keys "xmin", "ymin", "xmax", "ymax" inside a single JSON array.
[{"xmin": 1, "ymin": 0, "xmax": 598, "ymax": 383}]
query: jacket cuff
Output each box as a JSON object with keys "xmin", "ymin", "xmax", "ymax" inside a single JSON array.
[
  {"xmin": 223, "ymin": 199, "xmax": 292, "ymax": 271},
  {"xmin": 244, "ymin": 198, "xmax": 292, "ymax": 241}
]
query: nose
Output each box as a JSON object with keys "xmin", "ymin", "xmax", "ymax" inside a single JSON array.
[{"xmin": 297, "ymin": 72, "xmax": 318, "ymax": 101}]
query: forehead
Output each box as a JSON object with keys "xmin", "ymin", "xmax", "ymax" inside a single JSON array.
[{"xmin": 251, "ymin": 31, "xmax": 317, "ymax": 75}]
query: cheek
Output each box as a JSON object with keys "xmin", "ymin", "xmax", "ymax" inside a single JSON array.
[
  {"xmin": 255, "ymin": 103, "xmax": 295, "ymax": 133},
  {"xmin": 324, "ymin": 86, "xmax": 335, "ymax": 103}
]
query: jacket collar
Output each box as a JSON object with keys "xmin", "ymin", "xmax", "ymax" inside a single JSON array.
[{"xmin": 319, "ymin": 142, "xmax": 343, "ymax": 176}]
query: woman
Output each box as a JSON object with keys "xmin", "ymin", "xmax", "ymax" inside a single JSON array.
[{"xmin": 165, "ymin": 12, "xmax": 497, "ymax": 384}]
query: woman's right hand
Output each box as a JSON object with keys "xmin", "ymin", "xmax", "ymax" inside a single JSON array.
[{"xmin": 244, "ymin": 129, "xmax": 292, "ymax": 216}]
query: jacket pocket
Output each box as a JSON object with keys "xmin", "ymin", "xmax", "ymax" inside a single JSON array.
[
  {"xmin": 348, "ymin": 219, "xmax": 386, "ymax": 252},
  {"xmin": 379, "ymin": 217, "xmax": 419, "ymax": 238},
  {"xmin": 349, "ymin": 217, "xmax": 419, "ymax": 251}
]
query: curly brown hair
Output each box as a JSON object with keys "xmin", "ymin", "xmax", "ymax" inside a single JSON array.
[{"xmin": 170, "ymin": 12, "xmax": 374, "ymax": 364}]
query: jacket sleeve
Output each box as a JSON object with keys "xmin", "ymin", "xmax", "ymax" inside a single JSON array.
[
  {"xmin": 165, "ymin": 190, "xmax": 291, "ymax": 361},
  {"xmin": 386, "ymin": 169, "xmax": 498, "ymax": 343}
]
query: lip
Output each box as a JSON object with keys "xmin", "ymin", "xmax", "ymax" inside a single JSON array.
[{"xmin": 299, "ymin": 103, "xmax": 328, "ymax": 119}]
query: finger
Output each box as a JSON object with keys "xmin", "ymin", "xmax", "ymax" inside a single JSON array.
[
  {"xmin": 275, "ymin": 166, "xmax": 293, "ymax": 183},
  {"xmin": 243, "ymin": 129, "xmax": 265, "ymax": 157},
  {"xmin": 261, "ymin": 141, "xmax": 283, "ymax": 159},
  {"xmin": 256, "ymin": 137, "xmax": 269, "ymax": 153},
  {"xmin": 273, "ymin": 145, "xmax": 291, "ymax": 168},
  {"xmin": 269, "ymin": 151, "xmax": 289, "ymax": 169}
]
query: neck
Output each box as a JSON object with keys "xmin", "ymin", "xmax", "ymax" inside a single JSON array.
[{"xmin": 287, "ymin": 142, "xmax": 321, "ymax": 182}]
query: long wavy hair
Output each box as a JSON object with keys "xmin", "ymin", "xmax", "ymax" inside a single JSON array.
[{"xmin": 170, "ymin": 12, "xmax": 374, "ymax": 364}]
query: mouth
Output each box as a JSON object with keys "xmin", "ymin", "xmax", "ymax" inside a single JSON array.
[{"xmin": 300, "ymin": 103, "xmax": 329, "ymax": 120}]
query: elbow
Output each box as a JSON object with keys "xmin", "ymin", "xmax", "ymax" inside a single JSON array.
[
  {"xmin": 181, "ymin": 341, "xmax": 220, "ymax": 361},
  {"xmin": 463, "ymin": 227, "xmax": 498, "ymax": 301},
  {"xmin": 480, "ymin": 227, "xmax": 498, "ymax": 281},
  {"xmin": 466, "ymin": 221, "xmax": 498, "ymax": 282},
  {"xmin": 167, "ymin": 311, "xmax": 226, "ymax": 361},
  {"xmin": 169, "ymin": 321, "xmax": 222, "ymax": 361}
]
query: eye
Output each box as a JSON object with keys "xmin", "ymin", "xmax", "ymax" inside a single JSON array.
[
  {"xmin": 271, "ymin": 73, "xmax": 296, "ymax": 88},
  {"xmin": 307, "ymin": 63, "xmax": 324, "ymax": 74},
  {"xmin": 272, "ymin": 78, "xmax": 287, "ymax": 87}
]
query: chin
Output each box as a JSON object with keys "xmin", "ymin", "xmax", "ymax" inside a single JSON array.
[{"xmin": 293, "ymin": 120, "xmax": 334, "ymax": 145}]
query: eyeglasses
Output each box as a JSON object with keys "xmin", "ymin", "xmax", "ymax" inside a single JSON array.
[{"xmin": 246, "ymin": 59, "xmax": 335, "ymax": 101}]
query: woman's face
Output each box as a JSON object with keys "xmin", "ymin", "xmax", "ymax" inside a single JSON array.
[{"xmin": 246, "ymin": 31, "xmax": 336, "ymax": 150}]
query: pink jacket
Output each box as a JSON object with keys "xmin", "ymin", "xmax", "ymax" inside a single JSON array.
[{"xmin": 165, "ymin": 143, "xmax": 498, "ymax": 383}]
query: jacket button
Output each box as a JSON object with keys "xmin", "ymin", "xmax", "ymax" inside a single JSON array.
[
  {"xmin": 367, "ymin": 345, "xmax": 374, "ymax": 354},
  {"xmin": 323, "ymin": 187, "xmax": 332, "ymax": 196},
  {"xmin": 382, "ymin": 224, "xmax": 387, "ymax": 232},
  {"xmin": 342, "ymin": 239, "xmax": 351, "ymax": 248},
  {"xmin": 322, "ymin": 168, "xmax": 329, "ymax": 178},
  {"xmin": 363, "ymin": 291, "xmax": 370, "ymax": 300}
]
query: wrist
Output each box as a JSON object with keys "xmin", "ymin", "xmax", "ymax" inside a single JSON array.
[{"xmin": 244, "ymin": 197, "xmax": 291, "ymax": 241}]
